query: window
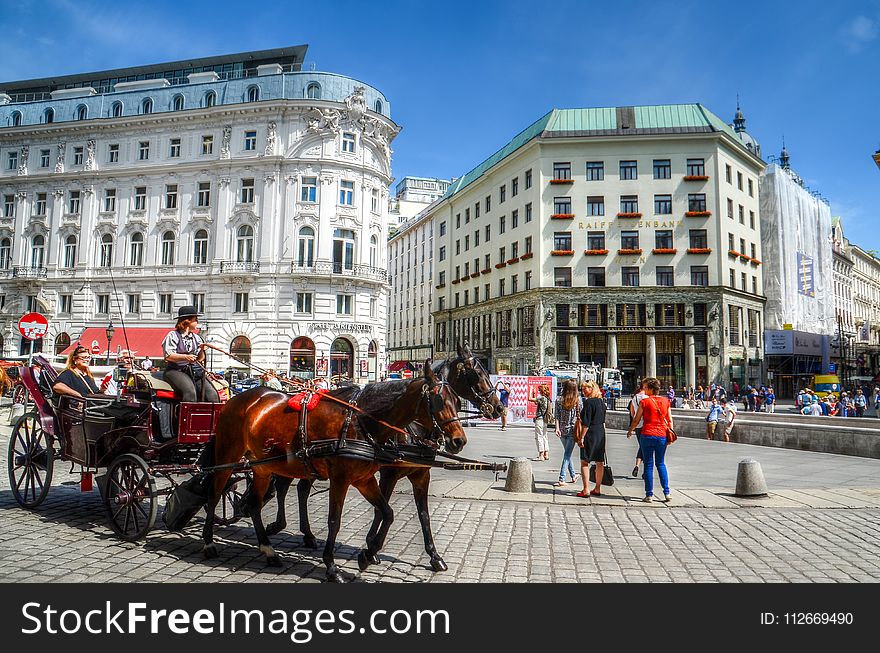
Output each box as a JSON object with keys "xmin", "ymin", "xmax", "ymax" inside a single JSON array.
[
  {"xmin": 586, "ymin": 161, "xmax": 604, "ymax": 181},
  {"xmin": 173, "ymin": 95, "xmax": 184, "ymax": 111},
  {"xmin": 729, "ymin": 268, "xmax": 736, "ymax": 287},
  {"xmin": 554, "ymin": 267, "xmax": 571, "ymax": 287},
  {"xmin": 725, "ymin": 164, "xmax": 732, "ymax": 183},
  {"xmin": 99, "ymin": 234, "xmax": 113, "ymax": 267},
  {"xmin": 35, "ymin": 193, "xmax": 47, "ymax": 216},
  {"xmin": 111, "ymin": 101, "xmax": 124, "ymax": 117},
  {"xmin": 553, "ymin": 232, "xmax": 572, "ymax": 251},
  {"xmin": 296, "ymin": 292, "xmax": 313, "ymax": 314},
  {"xmin": 737, "ymin": 171, "xmax": 743, "ymax": 190},
  {"xmin": 653, "ymin": 159, "xmax": 671, "ymax": 179},
  {"xmin": 484, "ymin": 253, "xmax": 490, "ymax": 269},
  {"xmin": 103, "ymin": 188, "xmax": 116, "ymax": 212},
  {"xmin": 109, "ymin": 144, "xmax": 119, "ymax": 163},
  {"xmin": 439, "ymin": 221, "xmax": 446, "ymax": 236},
  {"xmin": 474, "ymin": 230, "xmax": 480, "ymax": 247},
  {"xmin": 553, "ymin": 162, "xmax": 571, "ymax": 180},
  {"xmin": 11, "ymin": 111, "xmax": 22, "ymax": 126},
  {"xmin": 475, "ymin": 201, "xmax": 480, "ymax": 218},
  {"xmin": 750, "ymin": 243, "xmax": 757, "ymax": 259},
  {"xmin": 166, "ymin": 138, "xmax": 181, "ymax": 158},
  {"xmin": 498, "ymin": 279, "xmax": 506, "ymax": 297},
  {"xmin": 306, "ymin": 83, "xmax": 321, "ymax": 99},
  {"xmin": 244, "ymin": 130, "xmax": 257, "ymax": 151},
  {"xmin": 198, "ymin": 134, "xmax": 214, "ymax": 156},
  {"xmin": 31, "ymin": 235, "xmax": 45, "ymax": 267},
  {"xmin": 165, "ymin": 184, "xmax": 178, "ymax": 209},
  {"xmin": 689, "ymin": 229, "xmax": 708, "ymax": 249},
  {"xmin": 159, "ymin": 293, "xmax": 173, "ymax": 314},
  {"xmin": 301, "ymin": 176, "xmax": 317, "ymax": 202},
  {"xmin": 748, "ymin": 178, "xmax": 754, "ymax": 197},
  {"xmin": 464, "ymin": 235, "xmax": 469, "ymax": 251},
  {"xmin": 740, "ymin": 237, "xmax": 746, "ymax": 254},
  {"xmin": 138, "ymin": 141, "xmax": 150, "ymax": 160},
  {"xmin": 499, "ymin": 215, "xmax": 506, "ymax": 234},
  {"xmin": 498, "ymin": 246, "xmax": 505, "ymax": 263},
  {"xmin": 438, "ymin": 271, "xmax": 446, "ymax": 286},
  {"xmin": 693, "ymin": 303, "xmax": 707, "ymax": 325},
  {"xmin": 511, "ymin": 209, "xmax": 518, "ymax": 229},
  {"xmin": 193, "ymin": 229, "xmax": 208, "ymax": 264},
  {"xmin": 134, "ymin": 186, "xmax": 146, "ymax": 211},
  {"xmin": 247, "ymin": 85, "xmax": 260, "ymax": 103},
  {"xmin": 620, "ymin": 231, "xmax": 639, "ymax": 250},
  {"xmin": 587, "ymin": 267, "xmax": 606, "ymax": 287},
  {"xmin": 197, "ymin": 181, "xmax": 211, "ymax": 207},
  {"xmin": 462, "ymin": 210, "xmax": 467, "ymax": 226},
  {"xmin": 161, "ymin": 231, "xmax": 175, "ymax": 265},
  {"xmin": 655, "ymin": 230, "xmax": 674, "ymax": 249},
  {"xmin": 234, "ymin": 292, "xmax": 249, "ymax": 313},
  {"xmin": 130, "ymin": 232, "xmax": 144, "ymax": 266},
  {"xmin": 554, "ymin": 197, "xmax": 572, "ymax": 214},
  {"xmin": 96, "ymin": 294, "xmax": 110, "ymax": 315},
  {"xmin": 439, "ymin": 246, "xmax": 446, "ymax": 261},
  {"xmin": 191, "ymin": 293, "xmax": 205, "ymax": 313},
  {"xmin": 141, "ymin": 98, "xmax": 152, "ymax": 114},
  {"xmin": 73, "ymin": 146, "xmax": 83, "ymax": 165},
  {"xmin": 622, "ymin": 266, "xmax": 640, "ymax": 286},
  {"xmin": 587, "ymin": 231, "xmax": 605, "ymax": 250},
  {"xmin": 237, "ymin": 225, "xmax": 254, "ymax": 262},
  {"xmin": 339, "ymin": 180, "xmax": 354, "ymax": 205},
  {"xmin": 59, "ymin": 294, "xmax": 72, "ymax": 314},
  {"xmin": 3, "ymin": 195, "xmax": 13, "ymax": 217},
  {"xmin": 749, "ymin": 211, "xmax": 755, "ymax": 229},
  {"xmin": 369, "ymin": 235, "xmax": 378, "ymax": 268},
  {"xmin": 374, "ymin": 99, "xmax": 383, "ymax": 113},
  {"xmin": 241, "ymin": 178, "xmax": 254, "ymax": 204},
  {"xmin": 620, "ymin": 160, "xmax": 637, "ymax": 180},
  {"xmin": 332, "ymin": 229, "xmax": 355, "ymax": 270},
  {"xmin": 336, "ymin": 294, "xmax": 353, "ymax": 315},
  {"xmin": 738, "ymin": 205, "xmax": 744, "ymax": 224},
  {"xmin": 525, "ymin": 270, "xmax": 532, "ymax": 290},
  {"xmin": 44, "ymin": 107, "xmax": 55, "ymax": 123},
  {"xmin": 587, "ymin": 196, "xmax": 604, "ymax": 216},
  {"xmin": 512, "ymin": 177, "xmax": 519, "ymax": 196},
  {"xmin": 485, "ymin": 224, "xmax": 490, "ymax": 241},
  {"xmin": 127, "ymin": 293, "xmax": 141, "ymax": 314},
  {"xmin": 62, "ymin": 235, "xmax": 77, "ymax": 268},
  {"xmin": 524, "ymin": 235, "xmax": 532, "ymax": 253},
  {"xmin": 76, "ymin": 105, "xmax": 87, "ymax": 121},
  {"xmin": 511, "ymin": 275, "xmax": 518, "ymax": 294},
  {"xmin": 656, "ymin": 266, "xmax": 674, "ymax": 287},
  {"xmin": 729, "ymin": 306, "xmax": 740, "ymax": 345},
  {"xmin": 727, "ymin": 198, "xmax": 734, "ymax": 219},
  {"xmin": 40, "ymin": 149, "xmax": 50, "ymax": 167},
  {"xmin": 686, "ymin": 158, "xmax": 705, "ymax": 176},
  {"xmin": 68, "ymin": 190, "xmax": 81, "ymax": 214},
  {"xmin": 371, "ymin": 188, "xmax": 379, "ymax": 213},
  {"xmin": 342, "ymin": 132, "xmax": 356, "ymax": 153},
  {"xmin": 205, "ymin": 91, "xmax": 217, "ymax": 107},
  {"xmin": 690, "ymin": 266, "xmax": 709, "ymax": 287},
  {"xmin": 0, "ymin": 238, "xmax": 11, "ymax": 270},
  {"xmin": 620, "ymin": 195, "xmax": 639, "ymax": 213},
  {"xmin": 687, "ymin": 194, "xmax": 706, "ymax": 212},
  {"xmin": 7, "ymin": 151, "xmax": 17, "ymax": 170},
  {"xmin": 525, "ymin": 202, "xmax": 532, "ymax": 222},
  {"xmin": 752, "ymin": 276, "xmax": 758, "ymax": 295},
  {"xmin": 741, "ymin": 272, "xmax": 747, "ymax": 291},
  {"xmin": 499, "ymin": 184, "xmax": 506, "ymax": 203},
  {"xmin": 525, "ymin": 169, "xmax": 532, "ymax": 189}
]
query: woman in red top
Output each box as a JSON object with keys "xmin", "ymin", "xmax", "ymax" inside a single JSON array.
[{"xmin": 626, "ymin": 377, "xmax": 672, "ymax": 502}]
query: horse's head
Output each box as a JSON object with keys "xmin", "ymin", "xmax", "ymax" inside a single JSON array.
[
  {"xmin": 446, "ymin": 344, "xmax": 504, "ymax": 419},
  {"xmin": 416, "ymin": 359, "xmax": 467, "ymax": 454}
]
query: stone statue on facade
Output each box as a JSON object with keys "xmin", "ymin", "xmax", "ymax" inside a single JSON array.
[
  {"xmin": 344, "ymin": 86, "xmax": 367, "ymax": 125},
  {"xmin": 17, "ymin": 146, "xmax": 28, "ymax": 176},
  {"xmin": 305, "ymin": 107, "xmax": 340, "ymax": 133},
  {"xmin": 85, "ymin": 139, "xmax": 96, "ymax": 171},
  {"xmin": 221, "ymin": 126, "xmax": 231, "ymax": 159},
  {"xmin": 265, "ymin": 121, "xmax": 276, "ymax": 155},
  {"xmin": 55, "ymin": 143, "xmax": 65, "ymax": 173}
]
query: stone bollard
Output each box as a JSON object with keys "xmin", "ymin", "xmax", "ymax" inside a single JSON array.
[
  {"xmin": 503, "ymin": 457, "xmax": 535, "ymax": 493},
  {"xmin": 8, "ymin": 403, "xmax": 25, "ymax": 425},
  {"xmin": 734, "ymin": 458, "xmax": 768, "ymax": 497}
]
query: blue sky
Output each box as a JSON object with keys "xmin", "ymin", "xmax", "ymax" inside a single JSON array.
[{"xmin": 3, "ymin": 0, "xmax": 878, "ymax": 248}]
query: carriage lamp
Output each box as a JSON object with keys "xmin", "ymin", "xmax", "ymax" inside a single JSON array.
[{"xmin": 105, "ymin": 322, "xmax": 115, "ymax": 365}]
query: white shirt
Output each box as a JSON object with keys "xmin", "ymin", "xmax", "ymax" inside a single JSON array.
[
  {"xmin": 723, "ymin": 403, "xmax": 738, "ymax": 421},
  {"xmin": 808, "ymin": 403, "xmax": 823, "ymax": 416},
  {"xmin": 630, "ymin": 391, "xmax": 647, "ymax": 428}
]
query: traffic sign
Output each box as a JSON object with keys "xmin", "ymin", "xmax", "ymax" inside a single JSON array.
[
  {"xmin": 17, "ymin": 312, "xmax": 48, "ymax": 340},
  {"xmin": 402, "ymin": 369, "xmax": 413, "ymax": 379},
  {"xmin": 91, "ymin": 340, "xmax": 101, "ymax": 354}
]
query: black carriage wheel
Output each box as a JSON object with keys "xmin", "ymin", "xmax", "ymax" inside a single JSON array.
[
  {"xmin": 7, "ymin": 412, "xmax": 54, "ymax": 508},
  {"xmin": 12, "ymin": 383, "xmax": 30, "ymax": 407},
  {"xmin": 103, "ymin": 453, "xmax": 157, "ymax": 542},
  {"xmin": 214, "ymin": 474, "xmax": 249, "ymax": 526}
]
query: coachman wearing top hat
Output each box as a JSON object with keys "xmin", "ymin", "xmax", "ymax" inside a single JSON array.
[{"xmin": 161, "ymin": 305, "xmax": 220, "ymax": 403}]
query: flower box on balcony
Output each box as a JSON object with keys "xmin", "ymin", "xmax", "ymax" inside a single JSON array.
[
  {"xmin": 435, "ymin": 283, "xmax": 446, "ymax": 289},
  {"xmin": 685, "ymin": 210, "xmax": 712, "ymax": 217},
  {"xmin": 481, "ymin": 268, "xmax": 491, "ymax": 274},
  {"xmin": 750, "ymin": 258, "xmax": 762, "ymax": 266},
  {"xmin": 549, "ymin": 178, "xmax": 574, "ymax": 185},
  {"xmin": 550, "ymin": 249, "xmax": 574, "ymax": 256},
  {"xmin": 495, "ymin": 262, "xmax": 507, "ymax": 269},
  {"xmin": 728, "ymin": 250, "xmax": 741, "ymax": 257},
  {"xmin": 521, "ymin": 252, "xmax": 534, "ymax": 260},
  {"xmin": 739, "ymin": 254, "xmax": 751, "ymax": 262},
  {"xmin": 652, "ymin": 248, "xmax": 677, "ymax": 255},
  {"xmin": 451, "ymin": 279, "xmax": 460, "ymax": 285},
  {"xmin": 617, "ymin": 248, "xmax": 643, "ymax": 255},
  {"xmin": 470, "ymin": 272, "xmax": 481, "ymax": 278},
  {"xmin": 683, "ymin": 175, "xmax": 710, "ymax": 181},
  {"xmin": 616, "ymin": 212, "xmax": 642, "ymax": 218},
  {"xmin": 506, "ymin": 257, "xmax": 520, "ymax": 264},
  {"xmin": 460, "ymin": 276, "xmax": 471, "ymax": 282},
  {"xmin": 551, "ymin": 213, "xmax": 575, "ymax": 219},
  {"xmin": 687, "ymin": 248, "xmax": 713, "ymax": 254},
  {"xmin": 584, "ymin": 249, "xmax": 609, "ymax": 256}
]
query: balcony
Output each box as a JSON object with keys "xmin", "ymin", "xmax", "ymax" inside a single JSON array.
[
  {"xmin": 289, "ymin": 261, "xmax": 388, "ymax": 283},
  {"xmin": 220, "ymin": 261, "xmax": 260, "ymax": 274},
  {"xmin": 12, "ymin": 266, "xmax": 47, "ymax": 279}
]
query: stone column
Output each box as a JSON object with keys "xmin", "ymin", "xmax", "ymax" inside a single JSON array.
[
  {"xmin": 646, "ymin": 333, "xmax": 657, "ymax": 378},
  {"xmin": 569, "ymin": 333, "xmax": 579, "ymax": 363},
  {"xmin": 607, "ymin": 333, "xmax": 618, "ymax": 369},
  {"xmin": 686, "ymin": 333, "xmax": 696, "ymax": 388}
]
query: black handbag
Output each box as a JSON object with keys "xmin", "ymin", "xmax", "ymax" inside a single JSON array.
[{"xmin": 589, "ymin": 454, "xmax": 614, "ymax": 486}]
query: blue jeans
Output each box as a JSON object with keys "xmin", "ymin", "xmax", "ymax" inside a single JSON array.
[
  {"xmin": 557, "ymin": 434, "xmax": 577, "ymax": 481},
  {"xmin": 640, "ymin": 436, "xmax": 670, "ymax": 497}
]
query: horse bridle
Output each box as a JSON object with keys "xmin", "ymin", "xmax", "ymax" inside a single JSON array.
[
  {"xmin": 453, "ymin": 356, "xmax": 498, "ymax": 419},
  {"xmin": 417, "ymin": 380, "xmax": 462, "ymax": 449}
]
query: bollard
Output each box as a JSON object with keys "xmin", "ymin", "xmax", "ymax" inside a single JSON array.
[
  {"xmin": 8, "ymin": 403, "xmax": 25, "ymax": 425},
  {"xmin": 503, "ymin": 457, "xmax": 535, "ymax": 493},
  {"xmin": 734, "ymin": 458, "xmax": 768, "ymax": 497}
]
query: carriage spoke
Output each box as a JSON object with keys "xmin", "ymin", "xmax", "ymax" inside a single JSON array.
[
  {"xmin": 112, "ymin": 501, "xmax": 127, "ymax": 522},
  {"xmin": 122, "ymin": 506, "xmax": 131, "ymax": 535},
  {"xmin": 130, "ymin": 505, "xmax": 140, "ymax": 533}
]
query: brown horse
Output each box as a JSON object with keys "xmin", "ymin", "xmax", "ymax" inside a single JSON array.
[
  {"xmin": 200, "ymin": 360, "xmax": 466, "ymax": 582},
  {"xmin": 0, "ymin": 366, "xmax": 11, "ymax": 394},
  {"xmin": 264, "ymin": 346, "xmax": 502, "ymax": 572}
]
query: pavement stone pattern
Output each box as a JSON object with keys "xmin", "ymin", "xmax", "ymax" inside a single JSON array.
[{"xmin": 2, "ymin": 417, "xmax": 880, "ymax": 583}]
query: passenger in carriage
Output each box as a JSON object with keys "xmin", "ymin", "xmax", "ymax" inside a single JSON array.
[
  {"xmin": 52, "ymin": 347, "xmax": 101, "ymax": 398},
  {"xmin": 161, "ymin": 306, "xmax": 220, "ymax": 403}
]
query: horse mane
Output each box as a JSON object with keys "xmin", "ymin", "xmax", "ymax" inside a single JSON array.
[{"xmin": 331, "ymin": 378, "xmax": 421, "ymax": 419}]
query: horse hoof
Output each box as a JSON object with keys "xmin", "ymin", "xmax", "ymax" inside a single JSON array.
[
  {"xmin": 267, "ymin": 555, "xmax": 282, "ymax": 568},
  {"xmin": 203, "ymin": 544, "xmax": 218, "ymax": 559},
  {"xmin": 357, "ymin": 550, "xmax": 371, "ymax": 571},
  {"xmin": 265, "ymin": 522, "xmax": 284, "ymax": 536},
  {"xmin": 369, "ymin": 552, "xmax": 381, "ymax": 566},
  {"xmin": 302, "ymin": 535, "xmax": 319, "ymax": 549},
  {"xmin": 430, "ymin": 557, "xmax": 449, "ymax": 573},
  {"xmin": 326, "ymin": 568, "xmax": 344, "ymax": 583}
]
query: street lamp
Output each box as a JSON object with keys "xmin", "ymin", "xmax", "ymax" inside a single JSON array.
[{"xmin": 105, "ymin": 322, "xmax": 114, "ymax": 366}]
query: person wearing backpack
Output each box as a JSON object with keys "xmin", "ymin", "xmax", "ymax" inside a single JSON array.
[
  {"xmin": 528, "ymin": 383, "xmax": 553, "ymax": 461},
  {"xmin": 552, "ymin": 379, "xmax": 582, "ymax": 487}
]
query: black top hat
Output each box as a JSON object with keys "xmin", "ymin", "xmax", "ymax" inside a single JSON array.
[{"xmin": 176, "ymin": 305, "xmax": 200, "ymax": 321}]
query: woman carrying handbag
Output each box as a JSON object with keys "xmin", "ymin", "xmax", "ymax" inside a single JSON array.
[
  {"xmin": 575, "ymin": 380, "xmax": 608, "ymax": 497},
  {"xmin": 626, "ymin": 377, "xmax": 673, "ymax": 503}
]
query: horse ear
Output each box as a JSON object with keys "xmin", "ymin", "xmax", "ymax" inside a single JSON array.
[
  {"xmin": 423, "ymin": 359, "xmax": 436, "ymax": 384},
  {"xmin": 464, "ymin": 343, "xmax": 473, "ymax": 358},
  {"xmin": 456, "ymin": 343, "xmax": 464, "ymax": 357}
]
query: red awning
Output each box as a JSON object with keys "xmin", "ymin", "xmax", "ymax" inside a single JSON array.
[
  {"xmin": 388, "ymin": 360, "xmax": 415, "ymax": 372},
  {"xmin": 61, "ymin": 327, "xmax": 171, "ymax": 359}
]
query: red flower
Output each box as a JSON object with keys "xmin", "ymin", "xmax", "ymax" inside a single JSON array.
[{"xmin": 584, "ymin": 249, "xmax": 608, "ymax": 255}]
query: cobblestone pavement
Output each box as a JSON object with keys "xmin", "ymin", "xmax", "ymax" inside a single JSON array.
[{"xmin": 2, "ymin": 418, "xmax": 880, "ymax": 583}]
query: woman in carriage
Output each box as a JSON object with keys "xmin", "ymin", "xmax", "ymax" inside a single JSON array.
[
  {"xmin": 161, "ymin": 306, "xmax": 219, "ymax": 403},
  {"xmin": 52, "ymin": 346, "xmax": 101, "ymax": 398}
]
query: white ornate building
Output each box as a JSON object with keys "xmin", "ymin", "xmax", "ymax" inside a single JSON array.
[{"xmin": 0, "ymin": 46, "xmax": 399, "ymax": 381}]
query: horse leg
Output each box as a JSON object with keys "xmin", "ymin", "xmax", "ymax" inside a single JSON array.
[
  {"xmin": 364, "ymin": 467, "xmax": 405, "ymax": 565},
  {"xmin": 202, "ymin": 468, "xmax": 233, "ymax": 559},
  {"xmin": 409, "ymin": 468, "xmax": 448, "ymax": 572},
  {"xmin": 354, "ymin": 475, "xmax": 394, "ymax": 572},
  {"xmin": 296, "ymin": 478, "xmax": 319, "ymax": 548},
  {"xmin": 264, "ymin": 475, "xmax": 292, "ymax": 537},
  {"xmin": 323, "ymin": 478, "xmax": 350, "ymax": 583},
  {"xmin": 247, "ymin": 470, "xmax": 282, "ymax": 567}
]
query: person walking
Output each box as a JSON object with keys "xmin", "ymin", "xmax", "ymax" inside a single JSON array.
[
  {"xmin": 552, "ymin": 379, "xmax": 582, "ymax": 487},
  {"xmin": 495, "ymin": 380, "xmax": 511, "ymax": 431},
  {"xmin": 765, "ymin": 386, "xmax": 776, "ymax": 414},
  {"xmin": 854, "ymin": 389, "xmax": 867, "ymax": 417},
  {"xmin": 628, "ymin": 381, "xmax": 647, "ymax": 477},
  {"xmin": 528, "ymin": 384, "xmax": 552, "ymax": 461},
  {"xmin": 705, "ymin": 397, "xmax": 723, "ymax": 440},
  {"xmin": 625, "ymin": 377, "xmax": 672, "ymax": 502},
  {"xmin": 666, "ymin": 385, "xmax": 676, "ymax": 408},
  {"xmin": 720, "ymin": 397, "xmax": 737, "ymax": 442},
  {"xmin": 575, "ymin": 380, "xmax": 607, "ymax": 497}
]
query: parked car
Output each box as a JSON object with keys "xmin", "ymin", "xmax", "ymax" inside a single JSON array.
[{"xmin": 232, "ymin": 377, "xmax": 261, "ymax": 394}]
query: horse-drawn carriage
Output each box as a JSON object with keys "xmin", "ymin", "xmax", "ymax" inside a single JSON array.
[{"xmin": 6, "ymin": 355, "xmax": 242, "ymax": 541}]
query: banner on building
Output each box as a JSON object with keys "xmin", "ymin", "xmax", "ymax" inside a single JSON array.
[
  {"xmin": 859, "ymin": 321, "xmax": 870, "ymax": 343},
  {"xmin": 796, "ymin": 251, "xmax": 815, "ymax": 297},
  {"xmin": 475, "ymin": 375, "xmax": 558, "ymax": 425}
]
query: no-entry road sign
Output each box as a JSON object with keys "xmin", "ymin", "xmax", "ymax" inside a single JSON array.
[{"xmin": 18, "ymin": 312, "xmax": 48, "ymax": 340}]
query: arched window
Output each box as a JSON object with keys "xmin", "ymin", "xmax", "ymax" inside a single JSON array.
[
  {"xmin": 332, "ymin": 229, "xmax": 355, "ymax": 271},
  {"xmin": 76, "ymin": 105, "xmax": 88, "ymax": 121},
  {"xmin": 306, "ymin": 82, "xmax": 321, "ymax": 99},
  {"xmin": 374, "ymin": 100, "xmax": 383, "ymax": 114},
  {"xmin": 247, "ymin": 85, "xmax": 260, "ymax": 102},
  {"xmin": 204, "ymin": 91, "xmax": 216, "ymax": 108},
  {"xmin": 141, "ymin": 97, "xmax": 153, "ymax": 114},
  {"xmin": 173, "ymin": 95, "xmax": 184, "ymax": 111},
  {"xmin": 289, "ymin": 337, "xmax": 316, "ymax": 379},
  {"xmin": 230, "ymin": 335, "xmax": 251, "ymax": 366},
  {"xmin": 11, "ymin": 111, "xmax": 22, "ymax": 126},
  {"xmin": 161, "ymin": 231, "xmax": 176, "ymax": 265},
  {"xmin": 99, "ymin": 233, "xmax": 113, "ymax": 267},
  {"xmin": 63, "ymin": 234, "xmax": 77, "ymax": 268},
  {"xmin": 236, "ymin": 224, "xmax": 254, "ymax": 262},
  {"xmin": 193, "ymin": 229, "xmax": 208, "ymax": 264},
  {"xmin": 111, "ymin": 101, "xmax": 123, "ymax": 117},
  {"xmin": 44, "ymin": 107, "xmax": 54, "ymax": 123},
  {"xmin": 0, "ymin": 237, "xmax": 11, "ymax": 269},
  {"xmin": 31, "ymin": 235, "xmax": 45, "ymax": 268},
  {"xmin": 129, "ymin": 232, "xmax": 144, "ymax": 266},
  {"xmin": 297, "ymin": 226, "xmax": 315, "ymax": 266},
  {"xmin": 54, "ymin": 333, "xmax": 71, "ymax": 355},
  {"xmin": 330, "ymin": 338, "xmax": 354, "ymax": 379},
  {"xmin": 369, "ymin": 235, "xmax": 378, "ymax": 268},
  {"xmin": 368, "ymin": 339, "xmax": 379, "ymax": 381}
]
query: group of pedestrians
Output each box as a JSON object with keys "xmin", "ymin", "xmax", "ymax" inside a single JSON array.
[{"xmin": 796, "ymin": 387, "xmax": 877, "ymax": 417}]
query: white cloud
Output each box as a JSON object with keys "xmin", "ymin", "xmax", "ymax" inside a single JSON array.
[{"xmin": 843, "ymin": 15, "xmax": 878, "ymax": 52}]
